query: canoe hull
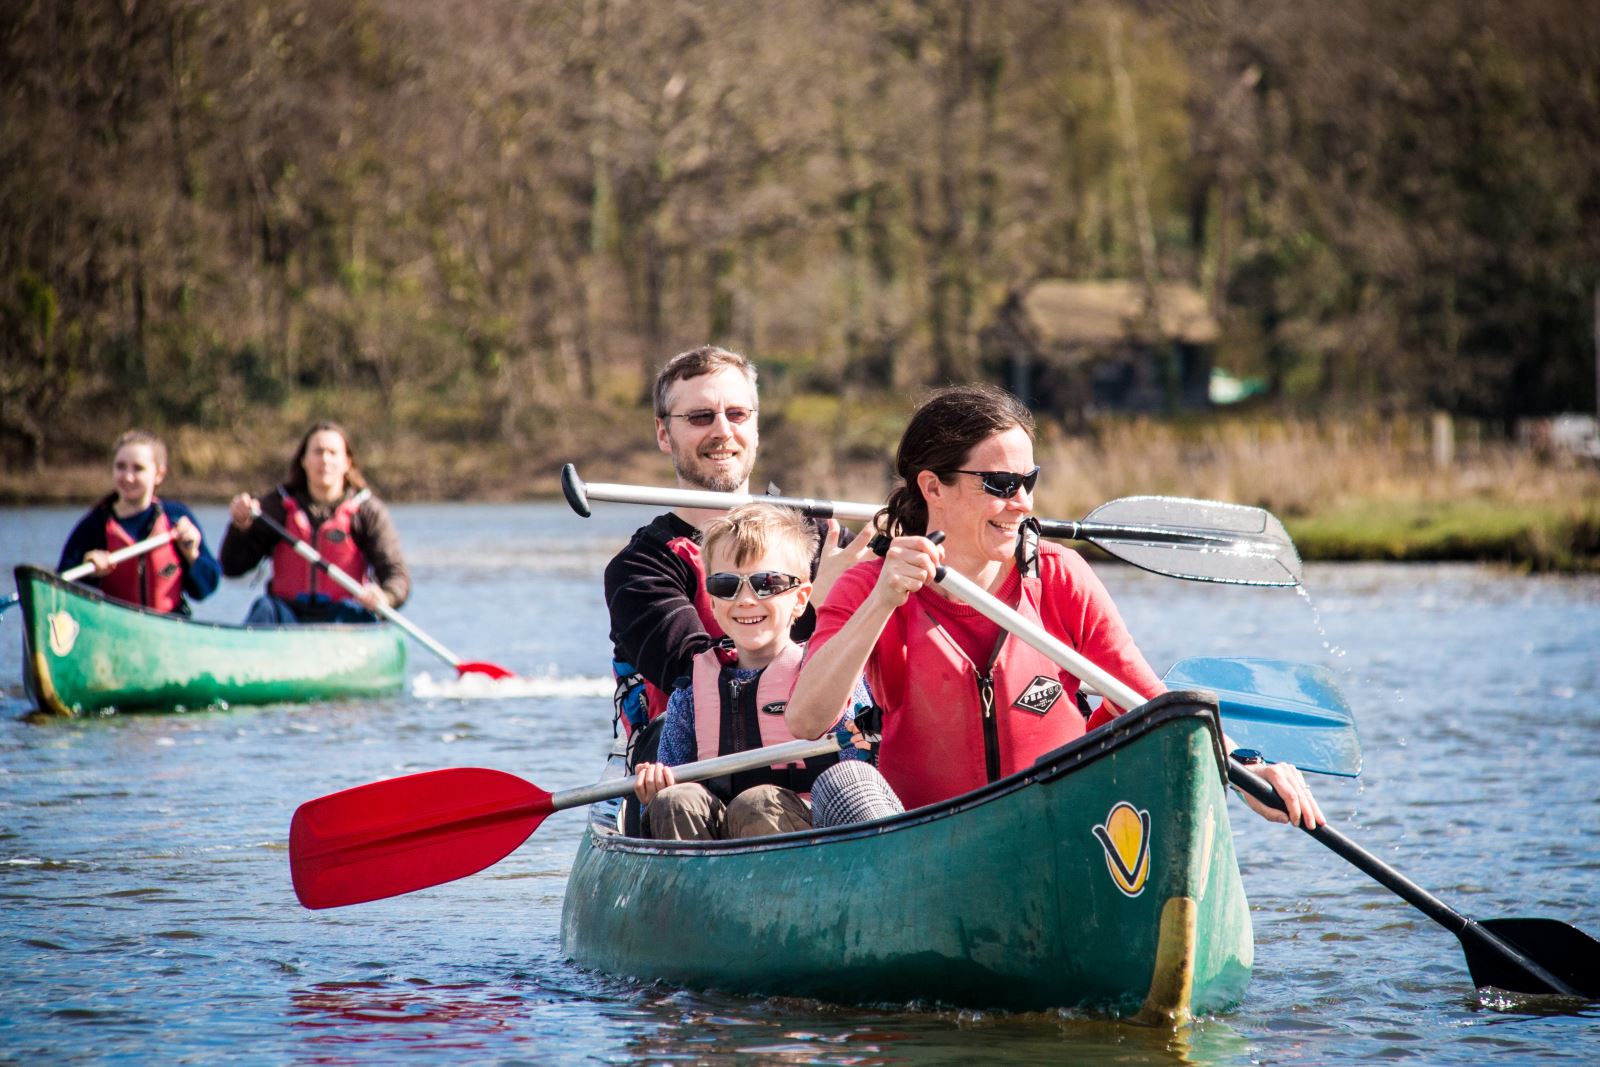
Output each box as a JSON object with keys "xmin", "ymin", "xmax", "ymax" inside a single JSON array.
[
  {"xmin": 15, "ymin": 565, "xmax": 406, "ymax": 716},
  {"xmin": 561, "ymin": 695, "xmax": 1252, "ymax": 1016}
]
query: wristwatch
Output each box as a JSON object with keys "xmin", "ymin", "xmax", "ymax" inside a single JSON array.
[{"xmin": 1230, "ymin": 748, "xmax": 1265, "ymax": 766}]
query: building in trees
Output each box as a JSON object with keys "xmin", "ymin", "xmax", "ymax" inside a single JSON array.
[{"xmin": 980, "ymin": 280, "xmax": 1219, "ymax": 425}]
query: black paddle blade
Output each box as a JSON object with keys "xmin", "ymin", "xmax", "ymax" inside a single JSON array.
[
  {"xmin": 1080, "ymin": 496, "xmax": 1304, "ymax": 587},
  {"xmin": 1465, "ymin": 918, "xmax": 1600, "ymax": 999}
]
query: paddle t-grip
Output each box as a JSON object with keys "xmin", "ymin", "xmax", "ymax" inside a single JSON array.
[
  {"xmin": 561, "ymin": 464, "xmax": 591, "ymax": 518},
  {"xmin": 869, "ymin": 530, "xmax": 946, "ymax": 579}
]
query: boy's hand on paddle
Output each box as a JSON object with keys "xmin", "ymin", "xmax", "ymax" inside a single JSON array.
[
  {"xmin": 812, "ymin": 519, "xmax": 876, "ymax": 606},
  {"xmin": 633, "ymin": 762, "xmax": 675, "ymax": 805},
  {"xmin": 1241, "ymin": 761, "xmax": 1325, "ymax": 829}
]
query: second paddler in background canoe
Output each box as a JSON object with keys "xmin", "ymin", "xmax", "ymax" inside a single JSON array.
[
  {"xmin": 221, "ymin": 420, "xmax": 409, "ymax": 625},
  {"xmin": 57, "ymin": 429, "xmax": 219, "ymax": 615},
  {"xmin": 603, "ymin": 345, "xmax": 873, "ymax": 742},
  {"xmin": 785, "ymin": 384, "xmax": 1326, "ymax": 828},
  {"xmin": 630, "ymin": 503, "xmax": 890, "ymax": 840}
]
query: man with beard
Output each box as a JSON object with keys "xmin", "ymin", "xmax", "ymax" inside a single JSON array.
[{"xmin": 603, "ymin": 345, "xmax": 869, "ymax": 741}]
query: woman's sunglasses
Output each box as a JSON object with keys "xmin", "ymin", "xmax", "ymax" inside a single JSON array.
[
  {"xmin": 705, "ymin": 571, "xmax": 804, "ymax": 601},
  {"xmin": 662, "ymin": 407, "xmax": 757, "ymax": 427},
  {"xmin": 943, "ymin": 466, "xmax": 1041, "ymax": 499}
]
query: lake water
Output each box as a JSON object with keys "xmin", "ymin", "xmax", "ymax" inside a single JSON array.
[{"xmin": 2, "ymin": 502, "xmax": 1597, "ymax": 1065}]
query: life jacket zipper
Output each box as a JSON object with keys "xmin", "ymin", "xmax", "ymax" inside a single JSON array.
[{"xmin": 978, "ymin": 674, "xmax": 1002, "ymax": 783}]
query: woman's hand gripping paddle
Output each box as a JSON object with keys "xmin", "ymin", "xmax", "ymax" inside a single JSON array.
[
  {"xmin": 289, "ymin": 734, "xmax": 851, "ymax": 910},
  {"xmin": 249, "ymin": 504, "xmax": 513, "ymax": 679}
]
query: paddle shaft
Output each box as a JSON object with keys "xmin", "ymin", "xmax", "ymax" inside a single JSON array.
[
  {"xmin": 934, "ymin": 560, "xmax": 1583, "ymax": 997},
  {"xmin": 249, "ymin": 505, "xmax": 464, "ymax": 668},
  {"xmin": 571, "ymin": 477, "xmax": 1281, "ymax": 553},
  {"xmin": 0, "ymin": 530, "xmax": 184, "ymax": 613},
  {"xmin": 61, "ymin": 529, "xmax": 183, "ymax": 582},
  {"xmin": 553, "ymin": 735, "xmax": 847, "ymax": 811},
  {"xmin": 1226, "ymin": 762, "xmax": 1580, "ymax": 996}
]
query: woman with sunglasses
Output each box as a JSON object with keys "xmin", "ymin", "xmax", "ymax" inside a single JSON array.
[{"xmin": 787, "ymin": 385, "xmax": 1324, "ymax": 830}]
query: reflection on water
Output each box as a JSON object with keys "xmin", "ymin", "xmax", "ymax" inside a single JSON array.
[{"xmin": 2, "ymin": 503, "xmax": 1598, "ymax": 1064}]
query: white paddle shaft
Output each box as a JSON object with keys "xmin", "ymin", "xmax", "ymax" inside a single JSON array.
[
  {"xmin": 255, "ymin": 505, "xmax": 463, "ymax": 667},
  {"xmin": 60, "ymin": 529, "xmax": 181, "ymax": 582},
  {"xmin": 550, "ymin": 735, "xmax": 846, "ymax": 811},
  {"xmin": 580, "ymin": 480, "xmax": 881, "ymax": 523},
  {"xmin": 933, "ymin": 566, "xmax": 1153, "ymax": 711}
]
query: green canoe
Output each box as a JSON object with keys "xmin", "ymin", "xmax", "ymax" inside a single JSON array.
[
  {"xmin": 15, "ymin": 565, "xmax": 406, "ymax": 717},
  {"xmin": 561, "ymin": 693, "xmax": 1253, "ymax": 1019}
]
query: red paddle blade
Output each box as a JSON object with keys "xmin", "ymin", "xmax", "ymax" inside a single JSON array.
[
  {"xmin": 455, "ymin": 661, "xmax": 516, "ymax": 680},
  {"xmin": 290, "ymin": 767, "xmax": 552, "ymax": 910}
]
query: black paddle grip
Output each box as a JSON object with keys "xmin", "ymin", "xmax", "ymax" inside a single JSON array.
[
  {"xmin": 561, "ymin": 464, "xmax": 591, "ymax": 518},
  {"xmin": 870, "ymin": 530, "xmax": 947, "ymax": 582}
]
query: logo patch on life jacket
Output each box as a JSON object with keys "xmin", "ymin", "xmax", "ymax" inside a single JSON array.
[
  {"xmin": 1093, "ymin": 801, "xmax": 1151, "ymax": 897},
  {"xmin": 1012, "ymin": 675, "xmax": 1063, "ymax": 715},
  {"xmin": 324, "ymin": 529, "xmax": 348, "ymax": 543},
  {"xmin": 47, "ymin": 611, "xmax": 80, "ymax": 657},
  {"xmin": 760, "ymin": 700, "xmax": 787, "ymax": 716},
  {"xmin": 158, "ymin": 562, "xmax": 180, "ymax": 578}
]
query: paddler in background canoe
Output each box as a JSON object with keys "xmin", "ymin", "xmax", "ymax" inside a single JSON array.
[
  {"xmin": 786, "ymin": 384, "xmax": 1326, "ymax": 829},
  {"xmin": 57, "ymin": 429, "xmax": 220, "ymax": 615},
  {"xmin": 603, "ymin": 345, "xmax": 872, "ymax": 753},
  {"xmin": 221, "ymin": 420, "xmax": 410, "ymax": 624},
  {"xmin": 630, "ymin": 503, "xmax": 894, "ymax": 839}
]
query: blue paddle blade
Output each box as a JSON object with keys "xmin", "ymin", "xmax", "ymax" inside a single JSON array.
[{"xmin": 1163, "ymin": 657, "xmax": 1362, "ymax": 777}]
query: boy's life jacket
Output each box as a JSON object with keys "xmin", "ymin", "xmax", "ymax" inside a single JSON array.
[{"xmin": 687, "ymin": 640, "xmax": 839, "ymax": 801}]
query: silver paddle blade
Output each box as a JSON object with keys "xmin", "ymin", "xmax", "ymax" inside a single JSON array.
[{"xmin": 1081, "ymin": 496, "xmax": 1304, "ymax": 587}]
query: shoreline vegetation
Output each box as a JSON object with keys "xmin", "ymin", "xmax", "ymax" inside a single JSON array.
[{"xmin": 6, "ymin": 399, "xmax": 1597, "ymax": 573}]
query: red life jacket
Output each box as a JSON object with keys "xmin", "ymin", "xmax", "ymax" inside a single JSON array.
[
  {"xmin": 876, "ymin": 562, "xmax": 1088, "ymax": 811},
  {"xmin": 636, "ymin": 535, "xmax": 725, "ymax": 724},
  {"xmin": 688, "ymin": 641, "xmax": 838, "ymax": 799},
  {"xmin": 268, "ymin": 489, "xmax": 370, "ymax": 603},
  {"xmin": 100, "ymin": 502, "xmax": 185, "ymax": 613}
]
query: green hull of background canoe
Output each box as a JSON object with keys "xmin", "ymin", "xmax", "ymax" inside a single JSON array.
[
  {"xmin": 561, "ymin": 695, "xmax": 1253, "ymax": 1017},
  {"xmin": 15, "ymin": 565, "xmax": 406, "ymax": 717}
]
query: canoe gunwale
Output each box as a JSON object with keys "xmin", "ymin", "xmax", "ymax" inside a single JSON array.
[
  {"xmin": 14, "ymin": 564, "xmax": 399, "ymax": 636},
  {"xmin": 15, "ymin": 564, "xmax": 406, "ymax": 716},
  {"xmin": 587, "ymin": 691, "xmax": 1227, "ymax": 858}
]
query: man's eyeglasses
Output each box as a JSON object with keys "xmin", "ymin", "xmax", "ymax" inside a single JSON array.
[
  {"xmin": 661, "ymin": 407, "xmax": 757, "ymax": 427},
  {"xmin": 705, "ymin": 571, "xmax": 804, "ymax": 601},
  {"xmin": 941, "ymin": 466, "xmax": 1041, "ymax": 499}
]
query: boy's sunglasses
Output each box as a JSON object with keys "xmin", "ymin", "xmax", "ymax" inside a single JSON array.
[
  {"xmin": 662, "ymin": 406, "xmax": 757, "ymax": 427},
  {"xmin": 705, "ymin": 571, "xmax": 804, "ymax": 601},
  {"xmin": 942, "ymin": 466, "xmax": 1041, "ymax": 499}
]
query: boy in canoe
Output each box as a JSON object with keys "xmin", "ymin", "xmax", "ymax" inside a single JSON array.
[
  {"xmin": 631, "ymin": 503, "xmax": 898, "ymax": 840},
  {"xmin": 58, "ymin": 429, "xmax": 220, "ymax": 615},
  {"xmin": 604, "ymin": 345, "xmax": 872, "ymax": 741}
]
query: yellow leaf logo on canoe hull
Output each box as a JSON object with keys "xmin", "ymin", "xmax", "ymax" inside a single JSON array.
[
  {"xmin": 48, "ymin": 610, "xmax": 80, "ymax": 657},
  {"xmin": 1093, "ymin": 801, "xmax": 1151, "ymax": 897}
]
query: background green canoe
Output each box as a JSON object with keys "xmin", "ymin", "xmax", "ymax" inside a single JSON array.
[
  {"xmin": 15, "ymin": 565, "xmax": 406, "ymax": 717},
  {"xmin": 562, "ymin": 695, "xmax": 1253, "ymax": 1018}
]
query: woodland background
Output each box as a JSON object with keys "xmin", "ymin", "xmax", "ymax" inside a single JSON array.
[{"xmin": 3, "ymin": 0, "xmax": 1598, "ymax": 563}]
